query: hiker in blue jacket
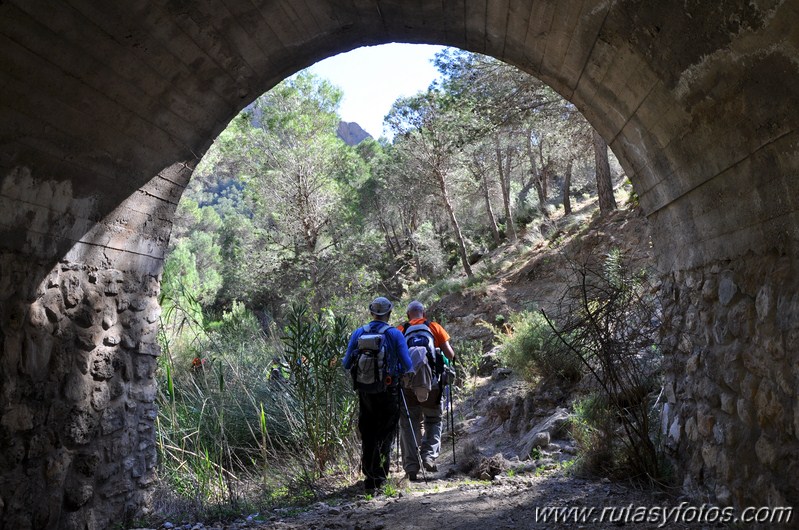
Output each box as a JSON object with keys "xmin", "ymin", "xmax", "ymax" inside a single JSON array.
[{"xmin": 343, "ymin": 296, "xmax": 412, "ymax": 492}]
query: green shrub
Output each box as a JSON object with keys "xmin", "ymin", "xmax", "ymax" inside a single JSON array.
[
  {"xmin": 454, "ymin": 339, "xmax": 484, "ymax": 390},
  {"xmin": 496, "ymin": 310, "xmax": 582, "ymax": 382},
  {"xmin": 550, "ymin": 250, "xmax": 667, "ymax": 484},
  {"xmin": 570, "ymin": 394, "xmax": 616, "ymax": 475},
  {"xmin": 281, "ymin": 303, "xmax": 357, "ymax": 477}
]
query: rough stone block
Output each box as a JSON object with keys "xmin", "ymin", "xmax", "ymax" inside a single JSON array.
[
  {"xmin": 108, "ymin": 377, "xmax": 126, "ymax": 400},
  {"xmin": 133, "ymin": 356, "xmax": 155, "ymax": 381},
  {"xmin": 84, "ymin": 288, "xmax": 104, "ymax": 313},
  {"xmin": 684, "ymin": 416, "xmax": 698, "ymax": 442},
  {"xmin": 27, "ymin": 433, "xmax": 49, "ymax": 459},
  {"xmin": 0, "ymin": 405, "xmax": 34, "ymax": 431},
  {"xmin": 74, "ymin": 328, "xmax": 100, "ymax": 352},
  {"xmin": 138, "ymin": 469, "xmax": 157, "ymax": 487},
  {"xmin": 697, "ymin": 410, "xmax": 716, "ymax": 438},
  {"xmin": 701, "ymin": 275, "xmax": 716, "ymax": 302},
  {"xmin": 137, "ymin": 342, "xmax": 161, "ymax": 357},
  {"xmin": 755, "ymin": 379, "xmax": 784, "ymax": 428},
  {"xmin": 27, "ymin": 301, "xmax": 50, "ymax": 330},
  {"xmin": 65, "ymin": 407, "xmax": 99, "ymax": 445},
  {"xmin": 739, "ymin": 372, "xmax": 761, "ymax": 401},
  {"xmin": 112, "ymin": 353, "xmax": 131, "ymax": 382},
  {"xmin": 718, "ymin": 271, "xmax": 737, "ymax": 306},
  {"xmin": 72, "ymin": 305, "xmax": 97, "ymax": 329},
  {"xmin": 720, "ymin": 392, "xmax": 736, "ymax": 415},
  {"xmin": 120, "ymin": 333, "xmax": 138, "ymax": 350},
  {"xmin": 101, "ymin": 305, "xmax": 117, "ymax": 330},
  {"xmin": 756, "ymin": 284, "xmax": 775, "ymax": 322},
  {"xmin": 116, "ymin": 297, "xmax": 130, "ymax": 313},
  {"xmin": 755, "ymin": 434, "xmax": 778, "ymax": 469},
  {"xmin": 727, "ymin": 299, "xmax": 754, "ymax": 338},
  {"xmin": 701, "ymin": 443, "xmax": 719, "ymax": 470},
  {"xmin": 90, "ymin": 349, "xmax": 115, "ymax": 381},
  {"xmin": 668, "ymin": 416, "xmax": 681, "ymax": 443},
  {"xmin": 61, "ymin": 274, "xmax": 84, "ymax": 309},
  {"xmin": 129, "ymin": 382, "xmax": 157, "ymax": 403},
  {"xmin": 712, "ymin": 318, "xmax": 731, "ymax": 345},
  {"xmin": 128, "ymin": 297, "xmax": 148, "ymax": 312},
  {"xmin": 97, "ymin": 463, "xmax": 120, "ymax": 482},
  {"xmin": 90, "ymin": 383, "xmax": 110, "ymax": 411},
  {"xmin": 101, "ymin": 407, "xmax": 125, "ymax": 435},
  {"xmin": 736, "ymin": 398, "xmax": 755, "ymax": 426}
]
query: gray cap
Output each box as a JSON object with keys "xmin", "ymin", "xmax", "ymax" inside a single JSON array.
[
  {"xmin": 407, "ymin": 300, "xmax": 425, "ymax": 314},
  {"xmin": 369, "ymin": 296, "xmax": 393, "ymax": 316}
]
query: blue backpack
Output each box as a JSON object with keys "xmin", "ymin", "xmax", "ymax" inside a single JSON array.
[{"xmin": 403, "ymin": 320, "xmax": 444, "ymax": 386}]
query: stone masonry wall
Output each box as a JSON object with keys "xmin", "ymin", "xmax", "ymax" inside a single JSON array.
[
  {"xmin": 0, "ymin": 162, "xmax": 189, "ymax": 528},
  {"xmin": 660, "ymin": 250, "xmax": 799, "ymax": 509},
  {"xmin": 0, "ymin": 254, "xmax": 163, "ymax": 529}
]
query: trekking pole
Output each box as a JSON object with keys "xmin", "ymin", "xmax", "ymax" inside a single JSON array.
[
  {"xmin": 399, "ymin": 388, "xmax": 428, "ymax": 483},
  {"xmin": 396, "ymin": 418, "xmax": 402, "ymax": 469},
  {"xmin": 448, "ymin": 360, "xmax": 456, "ymax": 466},
  {"xmin": 448, "ymin": 382, "xmax": 456, "ymax": 465}
]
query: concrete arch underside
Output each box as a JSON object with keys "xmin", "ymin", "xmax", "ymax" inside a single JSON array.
[{"xmin": 0, "ymin": 1, "xmax": 797, "ymax": 527}]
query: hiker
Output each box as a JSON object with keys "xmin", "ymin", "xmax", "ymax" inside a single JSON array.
[
  {"xmin": 397, "ymin": 300, "xmax": 455, "ymax": 480},
  {"xmin": 343, "ymin": 296, "xmax": 412, "ymax": 492}
]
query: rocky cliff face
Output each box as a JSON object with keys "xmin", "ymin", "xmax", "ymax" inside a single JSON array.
[{"xmin": 337, "ymin": 121, "xmax": 372, "ymax": 145}]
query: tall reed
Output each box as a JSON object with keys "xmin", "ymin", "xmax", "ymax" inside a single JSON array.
[{"xmin": 154, "ymin": 295, "xmax": 358, "ymax": 520}]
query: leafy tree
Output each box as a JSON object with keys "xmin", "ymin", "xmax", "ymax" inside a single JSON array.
[
  {"xmin": 168, "ymin": 198, "xmax": 224, "ymax": 305},
  {"xmin": 434, "ymin": 49, "xmax": 564, "ymax": 218},
  {"xmin": 183, "ymin": 72, "xmax": 384, "ymax": 313},
  {"xmin": 386, "ymin": 90, "xmax": 475, "ymax": 278}
]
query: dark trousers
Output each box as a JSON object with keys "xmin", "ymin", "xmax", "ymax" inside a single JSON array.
[{"xmin": 358, "ymin": 388, "xmax": 400, "ymax": 488}]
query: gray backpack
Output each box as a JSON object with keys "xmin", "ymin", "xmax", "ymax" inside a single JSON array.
[{"xmin": 351, "ymin": 323, "xmax": 392, "ymax": 393}]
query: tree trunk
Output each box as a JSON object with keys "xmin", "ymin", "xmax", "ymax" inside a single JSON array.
[
  {"xmin": 389, "ymin": 221, "xmax": 403, "ymax": 256},
  {"xmin": 468, "ymin": 160, "xmax": 501, "ymax": 245},
  {"xmin": 377, "ymin": 217, "xmax": 399, "ymax": 257},
  {"xmin": 481, "ymin": 177, "xmax": 502, "ymax": 245},
  {"xmin": 525, "ymin": 128, "xmax": 545, "ymax": 208},
  {"xmin": 495, "ymin": 135, "xmax": 517, "ymax": 242},
  {"xmin": 517, "ymin": 177, "xmax": 534, "ymax": 211},
  {"xmin": 593, "ymin": 129, "xmax": 617, "ymax": 215},
  {"xmin": 563, "ymin": 159, "xmax": 573, "ymax": 215},
  {"xmin": 404, "ymin": 223, "xmax": 423, "ymax": 279},
  {"xmin": 435, "ymin": 168, "xmax": 473, "ymax": 277},
  {"xmin": 536, "ymin": 142, "xmax": 549, "ymax": 204}
]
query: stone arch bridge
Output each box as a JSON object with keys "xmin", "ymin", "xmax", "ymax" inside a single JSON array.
[{"xmin": 1, "ymin": 1, "xmax": 797, "ymax": 527}]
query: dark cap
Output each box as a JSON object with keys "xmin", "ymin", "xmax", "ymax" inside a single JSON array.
[{"xmin": 369, "ymin": 296, "xmax": 393, "ymax": 316}]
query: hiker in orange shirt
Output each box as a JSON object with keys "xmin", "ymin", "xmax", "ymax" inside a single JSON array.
[{"xmin": 397, "ymin": 300, "xmax": 455, "ymax": 480}]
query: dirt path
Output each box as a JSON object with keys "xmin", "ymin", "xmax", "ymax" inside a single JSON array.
[
  {"xmin": 241, "ymin": 369, "xmax": 716, "ymax": 530},
  {"xmin": 247, "ymin": 468, "xmax": 713, "ymax": 530}
]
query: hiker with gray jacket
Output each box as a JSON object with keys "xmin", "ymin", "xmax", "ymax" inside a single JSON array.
[{"xmin": 397, "ymin": 300, "xmax": 455, "ymax": 480}]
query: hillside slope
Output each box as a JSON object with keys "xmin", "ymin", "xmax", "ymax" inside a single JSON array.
[{"xmin": 432, "ymin": 197, "xmax": 654, "ymax": 348}]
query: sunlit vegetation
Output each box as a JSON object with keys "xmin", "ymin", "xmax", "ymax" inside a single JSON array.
[{"xmin": 155, "ymin": 47, "xmax": 626, "ymax": 520}]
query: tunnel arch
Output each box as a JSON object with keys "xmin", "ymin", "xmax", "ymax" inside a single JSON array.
[{"xmin": 1, "ymin": 1, "xmax": 798, "ymax": 526}]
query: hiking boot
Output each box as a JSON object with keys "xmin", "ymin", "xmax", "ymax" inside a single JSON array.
[
  {"xmin": 423, "ymin": 457, "xmax": 438, "ymax": 472},
  {"xmin": 406, "ymin": 471, "xmax": 418, "ymax": 482}
]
